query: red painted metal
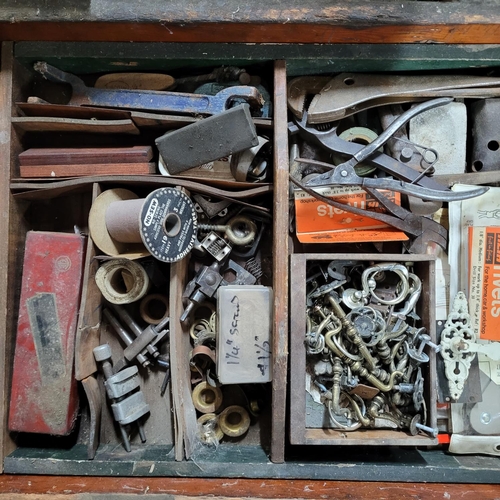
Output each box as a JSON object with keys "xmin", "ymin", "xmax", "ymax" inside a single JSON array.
[{"xmin": 8, "ymin": 231, "xmax": 85, "ymax": 435}]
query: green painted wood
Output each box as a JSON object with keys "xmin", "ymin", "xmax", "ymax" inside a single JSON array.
[
  {"xmin": 14, "ymin": 42, "xmax": 500, "ymax": 75},
  {"xmin": 3, "ymin": 445, "xmax": 500, "ymax": 483}
]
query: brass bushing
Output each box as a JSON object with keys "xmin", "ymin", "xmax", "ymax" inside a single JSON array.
[
  {"xmin": 218, "ymin": 405, "xmax": 251, "ymax": 437},
  {"xmin": 192, "ymin": 382, "xmax": 223, "ymax": 414},
  {"xmin": 197, "ymin": 413, "xmax": 224, "ymax": 443}
]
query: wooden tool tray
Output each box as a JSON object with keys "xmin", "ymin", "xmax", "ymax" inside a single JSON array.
[{"xmin": 1, "ymin": 40, "xmax": 499, "ymax": 484}]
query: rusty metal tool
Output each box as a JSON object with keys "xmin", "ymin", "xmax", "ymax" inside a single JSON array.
[
  {"xmin": 290, "ymin": 173, "xmax": 447, "ymax": 253},
  {"xmin": 93, "ymin": 344, "xmax": 150, "ymax": 452},
  {"xmin": 307, "ymin": 73, "xmax": 500, "ymax": 123},
  {"xmin": 290, "ymin": 100, "xmax": 449, "ymax": 193},
  {"xmin": 301, "ymin": 98, "xmax": 488, "ymax": 203},
  {"xmin": 287, "ymin": 76, "xmax": 332, "ymax": 119},
  {"xmin": 34, "ymin": 62, "xmax": 263, "ymax": 116}
]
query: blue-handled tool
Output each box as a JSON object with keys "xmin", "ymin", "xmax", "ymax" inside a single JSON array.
[{"xmin": 34, "ymin": 61, "xmax": 264, "ymax": 116}]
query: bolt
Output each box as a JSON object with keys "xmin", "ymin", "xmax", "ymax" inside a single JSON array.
[
  {"xmin": 481, "ymin": 412, "xmax": 492, "ymax": 425},
  {"xmin": 198, "ymin": 215, "xmax": 256, "ymax": 246},
  {"xmin": 423, "ymin": 149, "xmax": 437, "ymax": 164},
  {"xmin": 417, "ymin": 333, "xmax": 441, "ymax": 354},
  {"xmin": 93, "ymin": 344, "xmax": 114, "ymax": 379},
  {"xmin": 409, "ymin": 414, "xmax": 438, "ymax": 438},
  {"xmin": 340, "ymin": 170, "xmax": 348, "ymax": 177},
  {"xmin": 400, "ymin": 147, "xmax": 414, "ymax": 163},
  {"xmin": 415, "ymin": 422, "xmax": 438, "ymax": 438}
]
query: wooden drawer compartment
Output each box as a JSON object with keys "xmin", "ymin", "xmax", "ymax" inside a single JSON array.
[
  {"xmin": 1, "ymin": 43, "xmax": 289, "ymax": 473},
  {"xmin": 1, "ymin": 40, "xmax": 500, "ymax": 484},
  {"xmin": 289, "ymin": 254, "xmax": 437, "ymax": 446}
]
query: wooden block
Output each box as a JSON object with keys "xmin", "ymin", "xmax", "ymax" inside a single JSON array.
[
  {"xmin": 94, "ymin": 72, "xmax": 175, "ymax": 90},
  {"xmin": 19, "ymin": 146, "xmax": 153, "ymax": 166},
  {"xmin": 19, "ymin": 162, "xmax": 156, "ymax": 178},
  {"xmin": 8, "ymin": 231, "xmax": 85, "ymax": 435}
]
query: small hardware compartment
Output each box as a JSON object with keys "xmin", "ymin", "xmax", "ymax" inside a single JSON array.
[
  {"xmin": 2, "ymin": 42, "xmax": 289, "ymax": 473},
  {"xmin": 289, "ymin": 253, "xmax": 437, "ymax": 446}
]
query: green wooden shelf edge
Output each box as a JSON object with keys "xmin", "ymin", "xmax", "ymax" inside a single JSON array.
[
  {"xmin": 4, "ymin": 444, "xmax": 500, "ymax": 483},
  {"xmin": 14, "ymin": 42, "xmax": 500, "ymax": 75}
]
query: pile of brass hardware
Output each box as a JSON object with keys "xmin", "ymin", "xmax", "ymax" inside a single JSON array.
[{"xmin": 305, "ymin": 260, "xmax": 439, "ymax": 436}]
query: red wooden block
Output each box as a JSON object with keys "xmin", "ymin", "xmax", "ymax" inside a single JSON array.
[{"xmin": 9, "ymin": 231, "xmax": 85, "ymax": 435}]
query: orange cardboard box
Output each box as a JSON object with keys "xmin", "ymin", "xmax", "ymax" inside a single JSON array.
[
  {"xmin": 294, "ymin": 185, "xmax": 408, "ymax": 244},
  {"xmin": 468, "ymin": 226, "xmax": 500, "ymax": 341}
]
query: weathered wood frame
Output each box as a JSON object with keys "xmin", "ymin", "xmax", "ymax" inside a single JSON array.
[
  {"xmin": 0, "ymin": 21, "xmax": 500, "ymax": 484},
  {"xmin": 0, "ymin": 1, "xmax": 500, "ymax": 44}
]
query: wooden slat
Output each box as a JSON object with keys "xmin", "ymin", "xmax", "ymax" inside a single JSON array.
[
  {"xmin": 74, "ymin": 183, "xmax": 102, "ymax": 382},
  {"xmin": 12, "ymin": 116, "xmax": 140, "ymax": 134},
  {"xmin": 270, "ymin": 60, "xmax": 288, "ymax": 464},
  {"xmin": 12, "ymin": 42, "xmax": 500, "ymax": 75},
  {"xmin": 19, "ymin": 162, "xmax": 155, "ymax": 177},
  {"xmin": 19, "ymin": 146, "xmax": 153, "ymax": 166},
  {"xmin": 289, "ymin": 254, "xmax": 307, "ymax": 445},
  {"xmin": 16, "ymin": 102, "xmax": 131, "ymax": 120},
  {"xmin": 3, "ymin": 21, "xmax": 500, "ymax": 44},
  {"xmin": 0, "ymin": 42, "xmax": 15, "ymax": 469},
  {"xmin": 169, "ymin": 255, "xmax": 199, "ymax": 460},
  {"xmin": 1, "ymin": 1, "xmax": 500, "ymax": 44},
  {"xmin": 0, "ymin": 475, "xmax": 500, "ymax": 499},
  {"xmin": 131, "ymin": 111, "xmax": 273, "ymax": 131}
]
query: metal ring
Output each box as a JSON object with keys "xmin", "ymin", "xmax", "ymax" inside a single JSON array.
[
  {"xmin": 218, "ymin": 405, "xmax": 251, "ymax": 437},
  {"xmin": 361, "ymin": 263, "xmax": 410, "ymax": 305},
  {"xmin": 192, "ymin": 382, "xmax": 223, "ymax": 414},
  {"xmin": 190, "ymin": 319, "xmax": 212, "ymax": 341},
  {"xmin": 197, "ymin": 413, "xmax": 224, "ymax": 443},
  {"xmin": 225, "ymin": 216, "xmax": 257, "ymax": 246}
]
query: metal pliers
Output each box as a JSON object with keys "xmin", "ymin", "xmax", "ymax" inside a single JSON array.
[
  {"xmin": 289, "ymin": 97, "xmax": 487, "ymax": 202},
  {"xmin": 290, "ymin": 172, "xmax": 448, "ymax": 253},
  {"xmin": 289, "ymin": 98, "xmax": 489, "ymax": 252}
]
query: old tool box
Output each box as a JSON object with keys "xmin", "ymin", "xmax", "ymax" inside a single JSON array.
[{"xmin": 1, "ymin": 39, "xmax": 500, "ymax": 484}]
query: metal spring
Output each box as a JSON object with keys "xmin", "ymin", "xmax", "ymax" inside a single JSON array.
[
  {"xmin": 314, "ymin": 122, "xmax": 334, "ymax": 131},
  {"xmin": 245, "ymin": 257, "xmax": 263, "ymax": 281}
]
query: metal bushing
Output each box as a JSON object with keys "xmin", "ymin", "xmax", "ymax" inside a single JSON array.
[
  {"xmin": 218, "ymin": 405, "xmax": 251, "ymax": 437},
  {"xmin": 197, "ymin": 413, "xmax": 224, "ymax": 443},
  {"xmin": 139, "ymin": 293, "xmax": 169, "ymax": 325},
  {"xmin": 192, "ymin": 382, "xmax": 223, "ymax": 414}
]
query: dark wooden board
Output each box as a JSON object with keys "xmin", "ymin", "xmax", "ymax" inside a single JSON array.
[
  {"xmin": 16, "ymin": 102, "xmax": 131, "ymax": 120},
  {"xmin": 1, "ymin": 473, "xmax": 500, "ymax": 499},
  {"xmin": 2, "ymin": 2, "xmax": 500, "ymax": 44},
  {"xmin": 20, "ymin": 163, "xmax": 155, "ymax": 178},
  {"xmin": 19, "ymin": 146, "xmax": 153, "ymax": 166},
  {"xmin": 12, "ymin": 116, "xmax": 140, "ymax": 134},
  {"xmin": 0, "ymin": 42, "xmax": 17, "ymax": 465},
  {"xmin": 4, "ymin": 444, "xmax": 500, "ymax": 484}
]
